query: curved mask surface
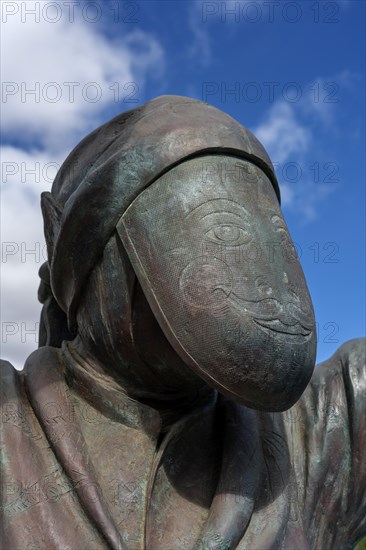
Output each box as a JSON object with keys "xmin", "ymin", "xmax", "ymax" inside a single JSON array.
[{"xmin": 117, "ymin": 155, "xmax": 316, "ymax": 411}]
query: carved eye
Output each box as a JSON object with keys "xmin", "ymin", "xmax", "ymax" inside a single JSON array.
[{"xmin": 205, "ymin": 224, "xmax": 251, "ymax": 246}]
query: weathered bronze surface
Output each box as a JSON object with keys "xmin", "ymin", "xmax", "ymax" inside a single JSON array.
[{"xmin": 1, "ymin": 95, "xmax": 365, "ymax": 549}]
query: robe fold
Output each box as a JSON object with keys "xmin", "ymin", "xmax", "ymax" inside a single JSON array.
[{"xmin": 1, "ymin": 338, "xmax": 365, "ymax": 549}]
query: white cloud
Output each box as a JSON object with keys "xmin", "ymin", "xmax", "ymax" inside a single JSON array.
[
  {"xmin": 279, "ymin": 183, "xmax": 295, "ymax": 208},
  {"xmin": 188, "ymin": 0, "xmax": 260, "ymax": 64},
  {"xmin": 252, "ymin": 67, "xmax": 359, "ymax": 220},
  {"xmin": 188, "ymin": 1, "xmax": 213, "ymax": 67},
  {"xmin": 300, "ymin": 71, "xmax": 357, "ymax": 132},
  {"xmin": 1, "ymin": 3, "xmax": 164, "ymax": 150},
  {"xmin": 1, "ymin": 2, "xmax": 165, "ymax": 368},
  {"xmin": 255, "ymin": 102, "xmax": 310, "ymax": 165},
  {"xmin": 253, "ymin": 94, "xmax": 338, "ymax": 220},
  {"xmin": 1, "ymin": 147, "xmax": 48, "ymax": 366}
]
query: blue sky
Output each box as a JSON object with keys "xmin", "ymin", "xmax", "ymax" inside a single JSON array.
[{"xmin": 1, "ymin": 0, "xmax": 365, "ymax": 367}]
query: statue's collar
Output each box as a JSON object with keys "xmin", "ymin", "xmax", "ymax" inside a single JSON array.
[
  {"xmin": 61, "ymin": 340, "xmax": 162, "ymax": 436},
  {"xmin": 23, "ymin": 343, "xmax": 269, "ymax": 549},
  {"xmin": 61, "ymin": 340, "xmax": 216, "ymax": 436}
]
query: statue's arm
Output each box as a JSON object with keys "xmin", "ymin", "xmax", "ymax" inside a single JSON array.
[
  {"xmin": 302, "ymin": 338, "xmax": 366, "ymax": 549},
  {"xmin": 334, "ymin": 338, "xmax": 366, "ymax": 547},
  {"xmin": 0, "ymin": 358, "xmax": 24, "ymax": 420}
]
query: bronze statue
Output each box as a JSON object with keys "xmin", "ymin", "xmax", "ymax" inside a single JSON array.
[{"xmin": 1, "ymin": 95, "xmax": 365, "ymax": 549}]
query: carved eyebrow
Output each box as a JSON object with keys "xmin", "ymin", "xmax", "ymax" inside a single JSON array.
[
  {"xmin": 201, "ymin": 211, "xmax": 243, "ymax": 221},
  {"xmin": 185, "ymin": 198, "xmax": 251, "ymax": 220}
]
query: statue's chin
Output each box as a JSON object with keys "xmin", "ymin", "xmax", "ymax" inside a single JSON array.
[
  {"xmin": 213, "ymin": 371, "xmax": 312, "ymax": 413},
  {"xmin": 191, "ymin": 331, "xmax": 317, "ymax": 413},
  {"xmin": 223, "ymin": 380, "xmax": 309, "ymax": 413}
]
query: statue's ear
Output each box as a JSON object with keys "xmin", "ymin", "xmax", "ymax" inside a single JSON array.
[{"xmin": 40, "ymin": 192, "xmax": 63, "ymax": 263}]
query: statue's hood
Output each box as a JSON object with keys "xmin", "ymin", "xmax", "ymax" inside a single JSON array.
[
  {"xmin": 44, "ymin": 95, "xmax": 280, "ymax": 332},
  {"xmin": 40, "ymin": 96, "xmax": 316, "ymax": 413}
]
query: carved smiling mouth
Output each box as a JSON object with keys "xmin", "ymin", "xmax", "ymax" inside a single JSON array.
[
  {"xmin": 227, "ymin": 292, "xmax": 313, "ymax": 342},
  {"xmin": 253, "ymin": 318, "xmax": 312, "ymax": 340}
]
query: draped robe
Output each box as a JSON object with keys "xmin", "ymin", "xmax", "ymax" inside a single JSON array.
[{"xmin": 1, "ymin": 338, "xmax": 365, "ymax": 549}]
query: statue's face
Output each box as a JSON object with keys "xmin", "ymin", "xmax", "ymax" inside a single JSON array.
[{"xmin": 117, "ymin": 155, "xmax": 316, "ymax": 411}]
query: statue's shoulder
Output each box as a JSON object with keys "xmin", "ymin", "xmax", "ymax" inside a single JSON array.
[
  {"xmin": 312, "ymin": 337, "xmax": 365, "ymax": 393},
  {"xmin": 307, "ymin": 337, "xmax": 366, "ymax": 446},
  {"xmin": 1, "ymin": 357, "xmax": 25, "ymax": 404},
  {"xmin": 1, "ymin": 357, "xmax": 21, "ymax": 383},
  {"xmin": 295, "ymin": 338, "xmax": 366, "ymax": 547},
  {"xmin": 1, "ymin": 346, "xmax": 64, "ymax": 404},
  {"xmin": 22, "ymin": 345, "xmax": 64, "ymax": 376},
  {"xmin": 1, "ymin": 347, "xmax": 66, "ymax": 455},
  {"xmin": 332, "ymin": 336, "xmax": 365, "ymax": 373}
]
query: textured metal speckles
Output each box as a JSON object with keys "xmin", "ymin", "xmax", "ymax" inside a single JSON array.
[{"xmin": 117, "ymin": 155, "xmax": 316, "ymax": 412}]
